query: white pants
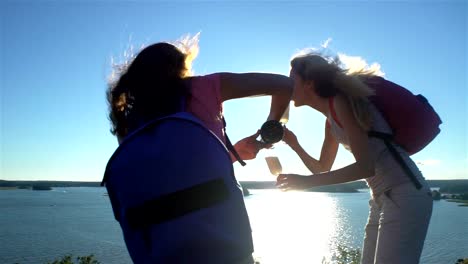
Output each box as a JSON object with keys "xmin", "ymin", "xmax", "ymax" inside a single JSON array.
[{"xmin": 361, "ymin": 182, "xmax": 433, "ymax": 264}]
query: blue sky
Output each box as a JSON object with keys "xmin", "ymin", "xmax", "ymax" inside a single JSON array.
[{"xmin": 1, "ymin": 0, "xmax": 466, "ymax": 182}]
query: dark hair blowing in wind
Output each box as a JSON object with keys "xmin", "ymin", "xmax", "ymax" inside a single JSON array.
[{"xmin": 107, "ymin": 37, "xmax": 198, "ymax": 139}]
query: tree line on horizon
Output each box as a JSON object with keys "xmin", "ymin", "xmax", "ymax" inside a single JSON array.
[{"xmin": 1, "ymin": 179, "xmax": 467, "ymax": 193}]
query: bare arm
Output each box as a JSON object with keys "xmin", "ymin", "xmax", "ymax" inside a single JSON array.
[
  {"xmin": 283, "ymin": 125, "xmax": 338, "ymax": 174},
  {"xmin": 332, "ymin": 95, "xmax": 375, "ymax": 180},
  {"xmin": 219, "ymin": 72, "xmax": 293, "ymax": 121},
  {"xmin": 277, "ymin": 95, "xmax": 374, "ymax": 189}
]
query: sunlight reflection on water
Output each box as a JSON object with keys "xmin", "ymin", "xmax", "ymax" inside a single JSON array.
[
  {"xmin": 245, "ymin": 190, "xmax": 343, "ymax": 264},
  {"xmin": 1, "ymin": 188, "xmax": 466, "ymax": 263}
]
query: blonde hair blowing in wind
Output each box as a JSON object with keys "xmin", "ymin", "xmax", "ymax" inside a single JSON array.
[
  {"xmin": 173, "ymin": 32, "xmax": 200, "ymax": 77},
  {"xmin": 291, "ymin": 49, "xmax": 384, "ymax": 130}
]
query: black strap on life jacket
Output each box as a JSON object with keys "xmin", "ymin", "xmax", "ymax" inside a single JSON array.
[
  {"xmin": 222, "ymin": 117, "xmax": 247, "ymax": 166},
  {"xmin": 368, "ymin": 131, "xmax": 422, "ymax": 189},
  {"xmin": 125, "ymin": 178, "xmax": 230, "ymax": 229}
]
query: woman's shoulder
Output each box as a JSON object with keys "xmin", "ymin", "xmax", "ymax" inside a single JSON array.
[
  {"xmin": 188, "ymin": 73, "xmax": 221, "ymax": 93},
  {"xmin": 186, "ymin": 73, "xmax": 223, "ymax": 117},
  {"xmin": 332, "ymin": 94, "xmax": 351, "ymax": 113},
  {"xmin": 188, "ymin": 73, "xmax": 221, "ymax": 83}
]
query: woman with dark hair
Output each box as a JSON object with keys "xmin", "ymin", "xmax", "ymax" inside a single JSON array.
[
  {"xmin": 277, "ymin": 52, "xmax": 432, "ymax": 264},
  {"xmin": 105, "ymin": 36, "xmax": 292, "ymax": 263},
  {"xmin": 107, "ymin": 40, "xmax": 291, "ymax": 159}
]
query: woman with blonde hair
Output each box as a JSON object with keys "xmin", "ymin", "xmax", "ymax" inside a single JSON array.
[
  {"xmin": 104, "ymin": 35, "xmax": 293, "ymax": 263},
  {"xmin": 277, "ymin": 52, "xmax": 433, "ymax": 264}
]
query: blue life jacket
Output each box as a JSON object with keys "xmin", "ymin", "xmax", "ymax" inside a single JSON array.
[{"xmin": 101, "ymin": 112, "xmax": 253, "ymax": 263}]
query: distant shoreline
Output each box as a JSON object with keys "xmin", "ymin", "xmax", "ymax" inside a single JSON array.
[
  {"xmin": 1, "ymin": 179, "xmax": 467, "ymax": 195},
  {"xmin": 0, "ymin": 187, "xmax": 18, "ymax": 190},
  {"xmin": 447, "ymin": 199, "xmax": 468, "ymax": 207},
  {"xmin": 2, "ymin": 185, "xmax": 467, "ymax": 206}
]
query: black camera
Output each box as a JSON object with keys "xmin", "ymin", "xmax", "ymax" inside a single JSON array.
[{"xmin": 260, "ymin": 120, "xmax": 284, "ymax": 144}]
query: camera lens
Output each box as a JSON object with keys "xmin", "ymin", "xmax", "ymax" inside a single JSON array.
[{"xmin": 260, "ymin": 120, "xmax": 284, "ymax": 144}]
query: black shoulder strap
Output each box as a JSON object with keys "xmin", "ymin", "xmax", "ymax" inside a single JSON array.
[
  {"xmin": 368, "ymin": 131, "xmax": 422, "ymax": 189},
  {"xmin": 222, "ymin": 117, "xmax": 246, "ymax": 166},
  {"xmin": 125, "ymin": 178, "xmax": 229, "ymax": 228}
]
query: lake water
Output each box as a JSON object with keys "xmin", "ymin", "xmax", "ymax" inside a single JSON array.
[{"xmin": 0, "ymin": 188, "xmax": 466, "ymax": 264}]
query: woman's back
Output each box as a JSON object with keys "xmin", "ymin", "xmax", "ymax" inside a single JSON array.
[{"xmin": 327, "ymin": 98, "xmax": 425, "ymax": 195}]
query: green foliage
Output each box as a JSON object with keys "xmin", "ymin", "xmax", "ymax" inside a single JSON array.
[
  {"xmin": 322, "ymin": 245, "xmax": 361, "ymax": 264},
  {"xmin": 47, "ymin": 255, "xmax": 100, "ymax": 264},
  {"xmin": 439, "ymin": 183, "xmax": 468, "ymax": 194},
  {"xmin": 456, "ymin": 258, "xmax": 468, "ymax": 264},
  {"xmin": 431, "ymin": 190, "xmax": 441, "ymax": 200}
]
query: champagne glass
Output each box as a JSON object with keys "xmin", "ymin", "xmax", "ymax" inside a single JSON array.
[{"xmin": 265, "ymin": 156, "xmax": 282, "ymax": 176}]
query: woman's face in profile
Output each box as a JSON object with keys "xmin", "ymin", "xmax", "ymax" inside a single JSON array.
[{"xmin": 289, "ymin": 70, "xmax": 308, "ymax": 107}]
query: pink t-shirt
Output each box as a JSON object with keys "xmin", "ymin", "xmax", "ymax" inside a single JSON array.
[
  {"xmin": 117, "ymin": 73, "xmax": 225, "ymax": 145},
  {"xmin": 187, "ymin": 73, "xmax": 225, "ymax": 144}
]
